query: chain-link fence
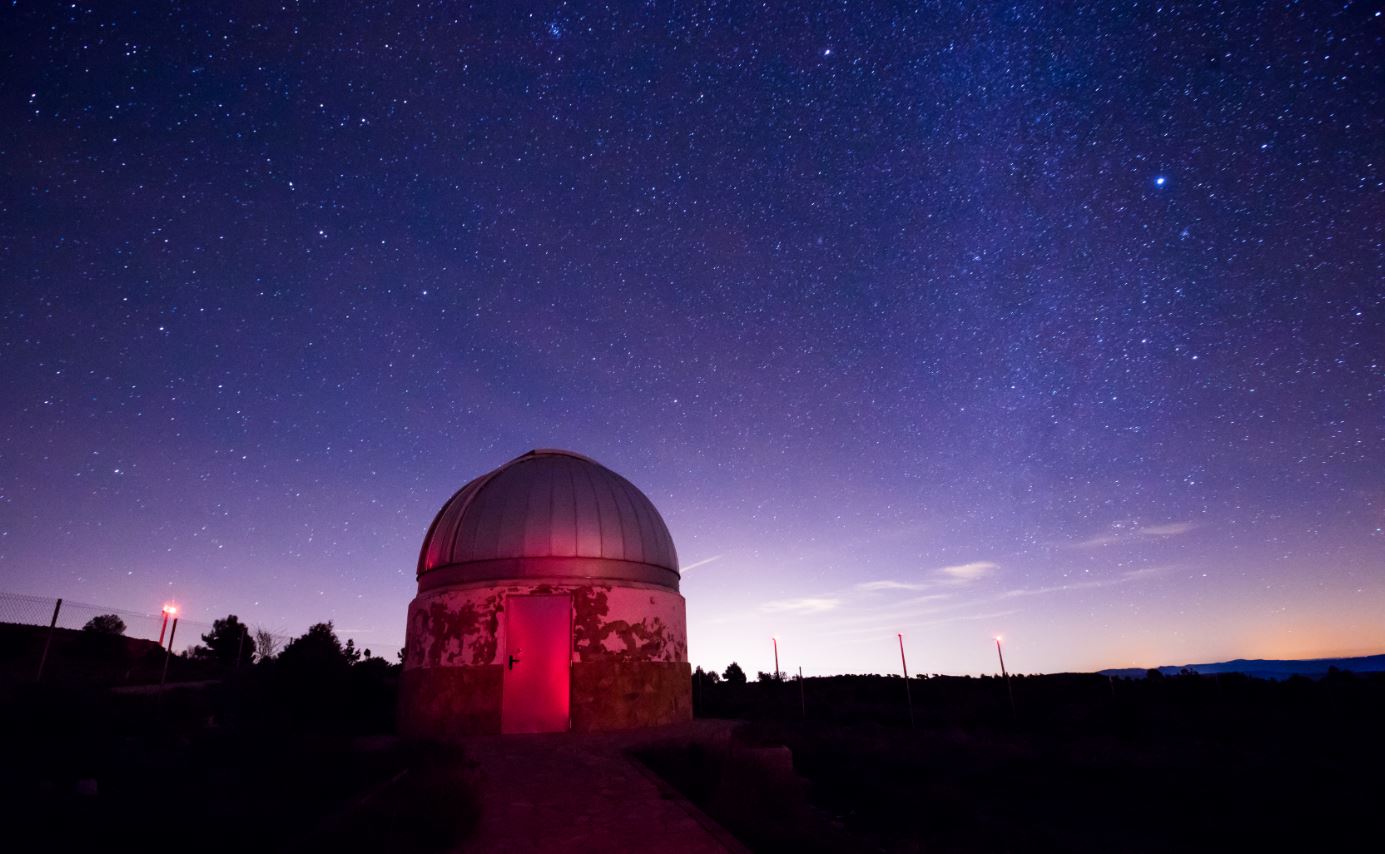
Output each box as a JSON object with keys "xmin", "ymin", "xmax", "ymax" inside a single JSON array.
[{"xmin": 0, "ymin": 591, "xmax": 296, "ymax": 684}]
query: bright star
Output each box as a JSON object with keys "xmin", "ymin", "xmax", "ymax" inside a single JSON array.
[{"xmin": 1154, "ymin": 176, "xmax": 1167, "ymax": 187}]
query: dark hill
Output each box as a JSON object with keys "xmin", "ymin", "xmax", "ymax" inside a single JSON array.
[{"xmin": 1099, "ymin": 652, "xmax": 1385, "ymax": 680}]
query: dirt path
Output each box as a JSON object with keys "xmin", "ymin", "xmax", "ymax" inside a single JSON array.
[{"xmin": 460, "ymin": 721, "xmax": 742, "ymax": 852}]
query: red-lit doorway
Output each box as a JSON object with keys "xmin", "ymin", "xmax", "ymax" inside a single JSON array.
[{"xmin": 501, "ymin": 595, "xmax": 572, "ymax": 734}]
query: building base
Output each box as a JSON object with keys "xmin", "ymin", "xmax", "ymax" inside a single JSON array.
[{"xmin": 398, "ymin": 660, "xmax": 691, "ymax": 739}]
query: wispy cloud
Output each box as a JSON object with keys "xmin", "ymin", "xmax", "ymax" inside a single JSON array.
[
  {"xmin": 681, "ymin": 554, "xmax": 724, "ymax": 574},
  {"xmin": 1069, "ymin": 521, "xmax": 1197, "ymax": 549},
  {"xmin": 1139, "ymin": 521, "xmax": 1197, "ymax": 537},
  {"xmin": 805, "ymin": 594, "xmax": 957, "ymax": 630},
  {"xmin": 819, "ymin": 608, "xmax": 1022, "ymax": 640},
  {"xmin": 999, "ymin": 566, "xmax": 1164, "ymax": 599},
  {"xmin": 1071, "ymin": 533, "xmax": 1123, "ymax": 549},
  {"xmin": 856, "ymin": 579, "xmax": 934, "ymax": 592},
  {"xmin": 940, "ymin": 561, "xmax": 998, "ymax": 582},
  {"xmin": 856, "ymin": 560, "xmax": 997, "ymax": 592},
  {"xmin": 759, "ymin": 597, "xmax": 841, "ymax": 614}
]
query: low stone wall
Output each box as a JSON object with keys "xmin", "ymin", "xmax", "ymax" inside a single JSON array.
[
  {"xmin": 571, "ymin": 660, "xmax": 692, "ymax": 732},
  {"xmin": 397, "ymin": 659, "xmax": 692, "ymax": 737},
  {"xmin": 398, "ymin": 664, "xmax": 503, "ymax": 739}
]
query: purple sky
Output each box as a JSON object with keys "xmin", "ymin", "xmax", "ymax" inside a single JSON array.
[{"xmin": 2, "ymin": 2, "xmax": 1381, "ymax": 675}]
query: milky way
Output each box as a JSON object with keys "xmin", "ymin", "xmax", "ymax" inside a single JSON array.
[{"xmin": 2, "ymin": 2, "xmax": 1381, "ymax": 675}]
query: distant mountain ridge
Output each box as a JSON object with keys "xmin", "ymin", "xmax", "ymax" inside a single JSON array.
[{"xmin": 1099, "ymin": 653, "xmax": 1385, "ymax": 680}]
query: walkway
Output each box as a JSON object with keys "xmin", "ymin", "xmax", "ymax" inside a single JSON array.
[{"xmin": 460, "ymin": 721, "xmax": 743, "ymax": 852}]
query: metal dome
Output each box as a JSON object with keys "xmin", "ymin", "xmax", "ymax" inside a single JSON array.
[{"xmin": 418, "ymin": 449, "xmax": 680, "ymax": 590}]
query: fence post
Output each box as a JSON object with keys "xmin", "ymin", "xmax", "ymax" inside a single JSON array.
[
  {"xmin": 996, "ymin": 637, "xmax": 1016, "ymax": 720},
  {"xmin": 898, "ymin": 633, "xmax": 915, "ymax": 729},
  {"xmin": 35, "ymin": 598, "xmax": 63, "ymax": 682},
  {"xmin": 160, "ymin": 618, "xmax": 179, "ymax": 686}
]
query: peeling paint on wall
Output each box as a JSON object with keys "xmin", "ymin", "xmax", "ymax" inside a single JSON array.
[{"xmin": 404, "ymin": 580, "xmax": 687, "ymax": 671}]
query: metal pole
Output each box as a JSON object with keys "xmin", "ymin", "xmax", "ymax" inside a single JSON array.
[
  {"xmin": 235, "ymin": 624, "xmax": 246, "ymax": 670},
  {"xmin": 35, "ymin": 598, "xmax": 62, "ymax": 682},
  {"xmin": 160, "ymin": 618, "xmax": 178, "ymax": 686},
  {"xmin": 798, "ymin": 666, "xmax": 806, "ymax": 719},
  {"xmin": 996, "ymin": 638, "xmax": 1016, "ymax": 718},
  {"xmin": 898, "ymin": 633, "xmax": 915, "ymax": 729},
  {"xmin": 772, "ymin": 637, "xmax": 779, "ymax": 680},
  {"xmin": 157, "ymin": 610, "xmax": 169, "ymax": 647}
]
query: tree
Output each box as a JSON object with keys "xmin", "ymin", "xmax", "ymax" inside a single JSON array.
[
  {"xmin": 723, "ymin": 661, "xmax": 747, "ymax": 686},
  {"xmin": 254, "ymin": 627, "xmax": 281, "ymax": 661},
  {"xmin": 278, "ymin": 621, "xmax": 350, "ymax": 674},
  {"xmin": 195, "ymin": 615, "xmax": 255, "ymax": 668},
  {"xmin": 82, "ymin": 614, "xmax": 126, "ymax": 635},
  {"xmin": 705, "ymin": 669, "xmax": 721, "ymax": 684},
  {"xmin": 344, "ymin": 638, "xmax": 362, "ymax": 664}
]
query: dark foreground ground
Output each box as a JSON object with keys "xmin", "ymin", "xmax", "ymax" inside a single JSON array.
[
  {"xmin": 640, "ymin": 670, "xmax": 1385, "ymax": 852},
  {"xmin": 2, "ymin": 656, "xmax": 1382, "ymax": 852},
  {"xmin": 0, "ymin": 658, "xmax": 481, "ymax": 853}
]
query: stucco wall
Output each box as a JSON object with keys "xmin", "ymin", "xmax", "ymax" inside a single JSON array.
[
  {"xmin": 403, "ymin": 578, "xmax": 688, "ymax": 671},
  {"xmin": 400, "ymin": 576, "xmax": 691, "ymax": 736}
]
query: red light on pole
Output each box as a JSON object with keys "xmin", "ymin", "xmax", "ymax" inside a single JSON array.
[{"xmin": 158, "ymin": 603, "xmax": 177, "ymax": 647}]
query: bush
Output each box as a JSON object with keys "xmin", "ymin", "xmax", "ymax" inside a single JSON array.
[{"xmin": 81, "ymin": 614, "xmax": 125, "ymax": 635}]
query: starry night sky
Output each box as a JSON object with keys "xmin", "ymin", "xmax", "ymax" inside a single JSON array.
[{"xmin": 2, "ymin": 2, "xmax": 1382, "ymax": 676}]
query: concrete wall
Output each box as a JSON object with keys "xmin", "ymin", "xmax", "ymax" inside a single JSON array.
[{"xmin": 400, "ymin": 575, "xmax": 690, "ymax": 736}]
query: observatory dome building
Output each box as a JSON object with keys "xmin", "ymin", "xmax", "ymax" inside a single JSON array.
[{"xmin": 399, "ymin": 449, "xmax": 691, "ymax": 736}]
